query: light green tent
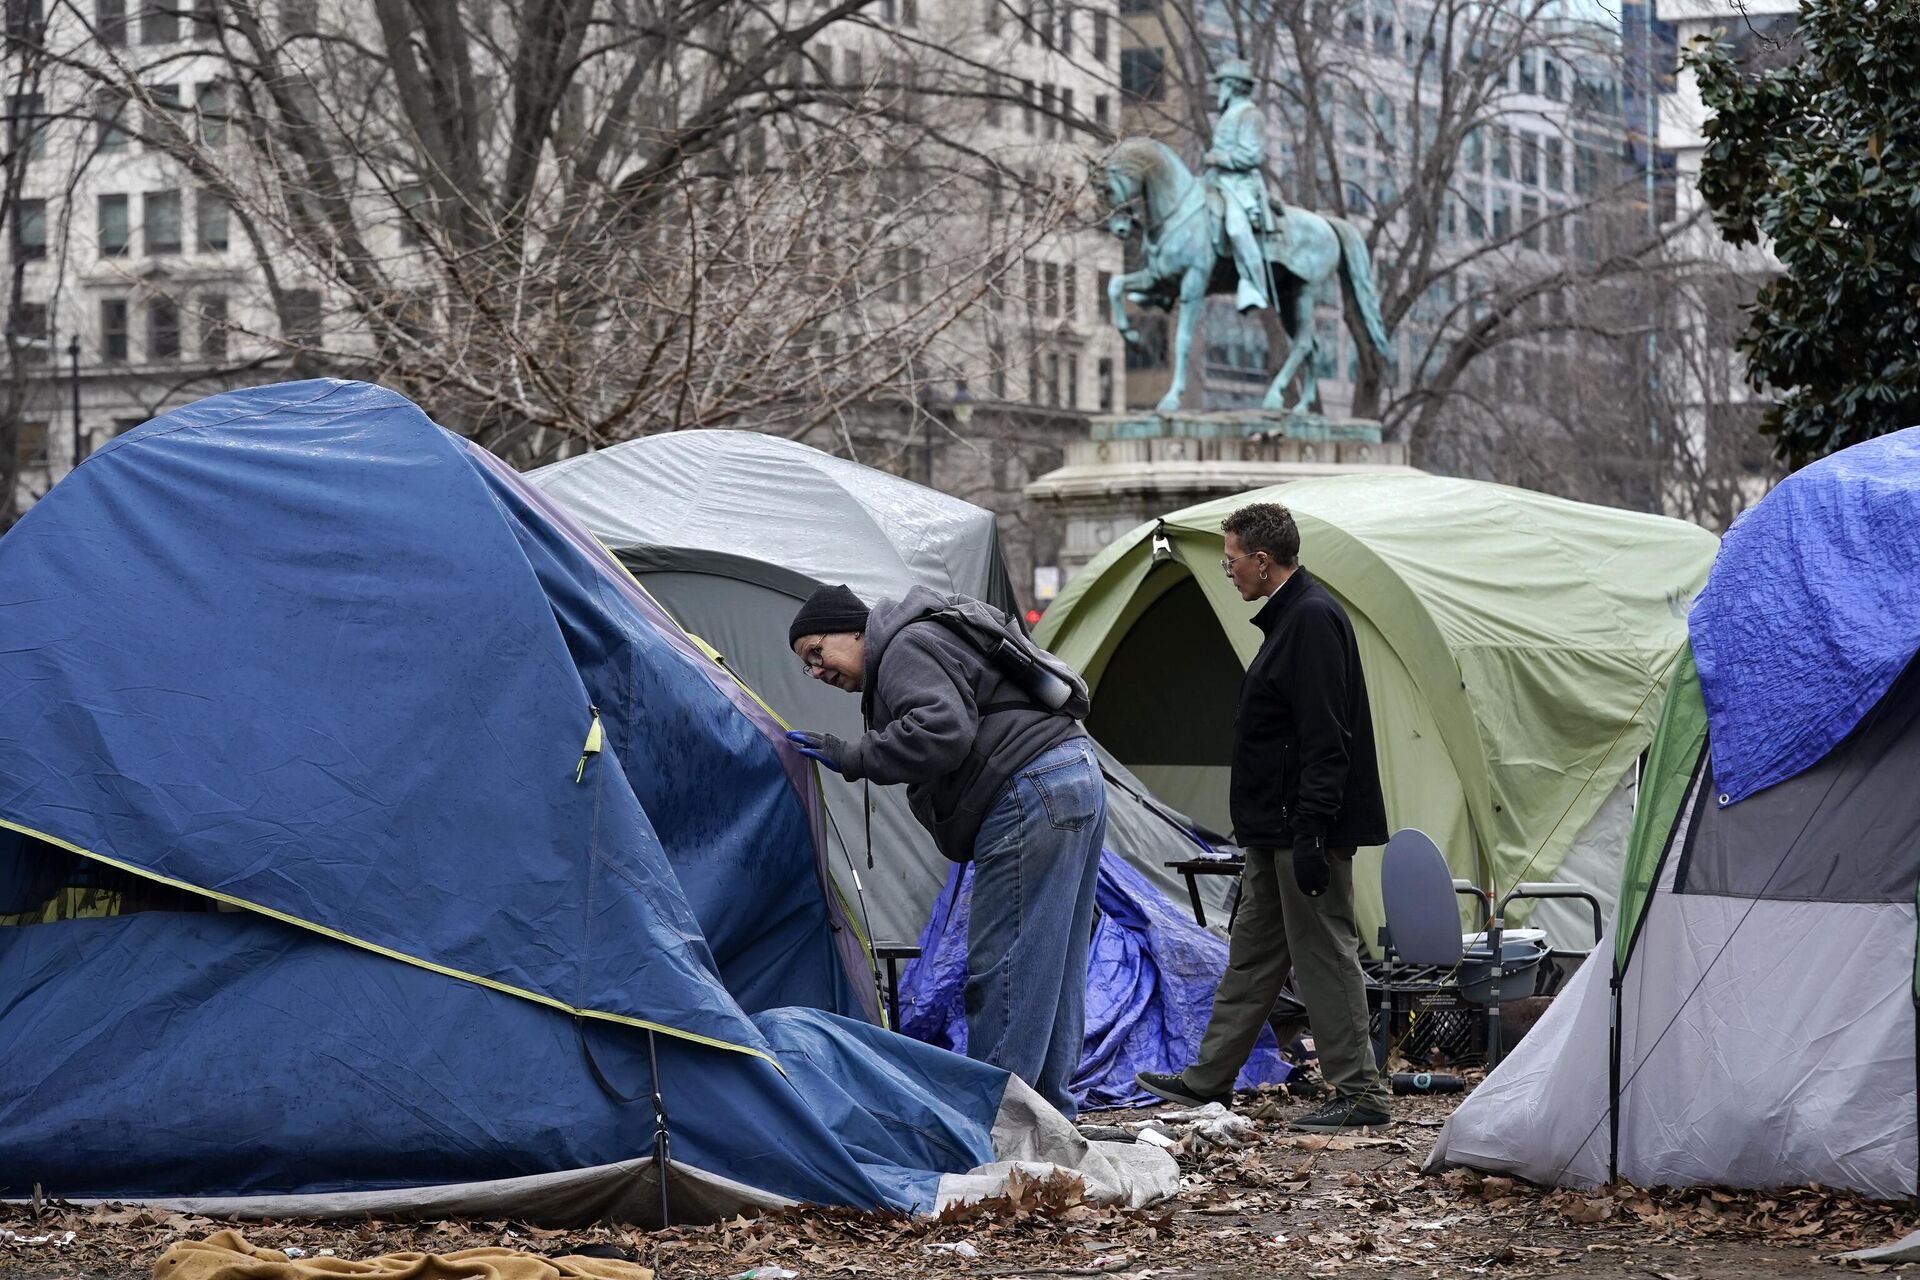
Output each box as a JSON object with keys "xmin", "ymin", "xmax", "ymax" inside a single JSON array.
[{"xmin": 1034, "ymin": 475, "xmax": 1719, "ymax": 947}]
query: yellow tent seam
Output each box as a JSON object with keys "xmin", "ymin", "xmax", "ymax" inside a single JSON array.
[{"xmin": 0, "ymin": 816, "xmax": 784, "ymax": 1074}]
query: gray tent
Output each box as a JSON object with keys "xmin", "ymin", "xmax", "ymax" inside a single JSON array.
[
  {"xmin": 1426, "ymin": 427, "xmax": 1920, "ymax": 1200},
  {"xmin": 528, "ymin": 430, "xmax": 1230, "ymax": 949}
]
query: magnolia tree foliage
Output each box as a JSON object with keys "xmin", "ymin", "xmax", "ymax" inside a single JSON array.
[{"xmin": 1688, "ymin": 0, "xmax": 1920, "ymax": 466}]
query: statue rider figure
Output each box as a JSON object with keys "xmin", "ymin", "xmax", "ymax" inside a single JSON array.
[{"xmin": 1204, "ymin": 59, "xmax": 1275, "ymax": 313}]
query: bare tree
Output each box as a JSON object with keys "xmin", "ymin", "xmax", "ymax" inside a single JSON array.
[
  {"xmin": 21, "ymin": 0, "xmax": 1097, "ymax": 468},
  {"xmin": 1116, "ymin": 0, "xmax": 1701, "ymax": 474}
]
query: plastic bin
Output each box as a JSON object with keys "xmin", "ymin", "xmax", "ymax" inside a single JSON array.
[{"xmin": 1458, "ymin": 927, "xmax": 1549, "ymax": 1004}]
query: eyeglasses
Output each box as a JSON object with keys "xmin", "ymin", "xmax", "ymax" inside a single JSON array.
[
  {"xmin": 1220, "ymin": 551, "xmax": 1264, "ymax": 571},
  {"xmin": 798, "ymin": 643, "xmax": 827, "ymax": 674}
]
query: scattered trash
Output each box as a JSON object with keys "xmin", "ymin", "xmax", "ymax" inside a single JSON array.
[
  {"xmin": 729, "ymin": 1269, "xmax": 799, "ymax": 1280},
  {"xmin": 1134, "ymin": 1127, "xmax": 1180, "ymax": 1150},
  {"xmin": 0, "ymin": 1229, "xmax": 75, "ymax": 1247},
  {"xmin": 1389, "ymin": 1071, "xmax": 1466, "ymax": 1095},
  {"xmin": 280, "ymin": 1247, "xmax": 305, "ymax": 1258},
  {"xmin": 923, "ymin": 1240, "xmax": 981, "ymax": 1258},
  {"xmin": 1155, "ymin": 1103, "xmax": 1257, "ymax": 1150},
  {"xmin": 317, "ymin": 1248, "xmax": 336, "ymax": 1257}
]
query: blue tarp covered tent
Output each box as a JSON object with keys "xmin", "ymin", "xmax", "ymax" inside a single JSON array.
[{"xmin": 0, "ymin": 381, "xmax": 1174, "ymax": 1221}]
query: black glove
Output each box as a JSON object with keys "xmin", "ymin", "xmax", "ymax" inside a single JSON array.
[{"xmin": 1292, "ymin": 833, "xmax": 1330, "ymax": 898}]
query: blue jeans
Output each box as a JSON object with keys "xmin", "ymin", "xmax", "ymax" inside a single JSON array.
[{"xmin": 965, "ymin": 738, "xmax": 1107, "ymax": 1117}]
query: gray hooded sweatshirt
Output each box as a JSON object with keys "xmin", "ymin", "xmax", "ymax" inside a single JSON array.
[{"xmin": 839, "ymin": 585, "xmax": 1085, "ymax": 861}]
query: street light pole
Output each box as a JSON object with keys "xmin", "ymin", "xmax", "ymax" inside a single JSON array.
[{"xmin": 67, "ymin": 334, "xmax": 82, "ymax": 469}]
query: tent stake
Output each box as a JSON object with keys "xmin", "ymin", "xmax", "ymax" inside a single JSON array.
[
  {"xmin": 648, "ymin": 1030, "xmax": 671, "ymax": 1231},
  {"xmin": 1608, "ymin": 971, "xmax": 1622, "ymax": 1186}
]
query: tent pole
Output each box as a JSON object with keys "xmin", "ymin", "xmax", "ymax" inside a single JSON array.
[
  {"xmin": 1608, "ymin": 970, "xmax": 1622, "ymax": 1186},
  {"xmin": 648, "ymin": 1030, "xmax": 672, "ymax": 1230}
]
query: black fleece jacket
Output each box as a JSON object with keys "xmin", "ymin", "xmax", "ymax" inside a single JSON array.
[{"xmin": 1229, "ymin": 566, "xmax": 1389, "ymax": 850}]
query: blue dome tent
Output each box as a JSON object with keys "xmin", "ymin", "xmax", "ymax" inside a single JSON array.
[{"xmin": 0, "ymin": 381, "xmax": 1173, "ymax": 1222}]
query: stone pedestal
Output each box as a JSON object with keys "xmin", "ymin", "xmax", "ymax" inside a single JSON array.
[{"xmin": 1026, "ymin": 410, "xmax": 1418, "ymax": 575}]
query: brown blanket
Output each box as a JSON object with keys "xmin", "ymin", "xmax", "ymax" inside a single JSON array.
[{"xmin": 155, "ymin": 1232, "xmax": 652, "ymax": 1280}]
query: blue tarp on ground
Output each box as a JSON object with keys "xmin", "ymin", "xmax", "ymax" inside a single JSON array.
[
  {"xmin": 900, "ymin": 852, "xmax": 1292, "ymax": 1109},
  {"xmin": 1689, "ymin": 426, "xmax": 1920, "ymax": 806},
  {"xmin": 0, "ymin": 380, "xmax": 1115, "ymax": 1215}
]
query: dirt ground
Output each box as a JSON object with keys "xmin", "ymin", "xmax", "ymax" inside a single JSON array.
[{"xmin": 4, "ymin": 1086, "xmax": 1914, "ymax": 1280}]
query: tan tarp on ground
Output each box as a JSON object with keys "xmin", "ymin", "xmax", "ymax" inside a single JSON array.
[
  {"xmin": 1035, "ymin": 475, "xmax": 1719, "ymax": 945},
  {"xmin": 156, "ymin": 1233, "xmax": 651, "ymax": 1280}
]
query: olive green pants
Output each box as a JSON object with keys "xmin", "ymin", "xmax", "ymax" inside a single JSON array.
[{"xmin": 1185, "ymin": 846, "xmax": 1389, "ymax": 1107}]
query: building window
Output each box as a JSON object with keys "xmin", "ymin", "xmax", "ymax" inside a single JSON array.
[
  {"xmin": 101, "ymin": 298, "xmax": 130, "ymax": 361},
  {"xmin": 95, "ymin": 88, "xmax": 131, "ymax": 148},
  {"xmin": 1491, "ymin": 186, "xmax": 1511, "ymax": 239},
  {"xmin": 904, "ymin": 248, "xmax": 926, "ymax": 304},
  {"xmin": 199, "ymin": 294, "xmax": 227, "ymax": 361},
  {"xmin": 11, "ymin": 199, "xmax": 46, "ymax": 261},
  {"xmin": 1520, "ymin": 194, "xmax": 1540, "ymax": 249},
  {"xmin": 1057, "ymin": 2, "xmax": 1070, "ymax": 52},
  {"xmin": 1021, "ymin": 79, "xmax": 1036, "ymax": 134},
  {"xmin": 1490, "ymin": 127, "xmax": 1511, "ymax": 180},
  {"xmin": 98, "ymin": 193, "xmax": 130, "ymax": 256},
  {"xmin": 1066, "ymin": 352, "xmax": 1079, "ymax": 409},
  {"xmin": 1519, "ymin": 132, "xmax": 1539, "ymax": 186},
  {"xmin": 282, "ymin": 287, "xmax": 320, "ymax": 346},
  {"xmin": 8, "ymin": 301, "xmax": 48, "ymax": 364},
  {"xmin": 1464, "ymin": 181, "xmax": 1486, "ymax": 238},
  {"xmin": 1519, "ymin": 52, "xmax": 1537, "ymax": 96},
  {"xmin": 141, "ymin": 0, "xmax": 178, "ymax": 43},
  {"xmin": 396, "ymin": 182, "xmax": 429, "ymax": 246},
  {"xmin": 1042, "ymin": 261, "xmax": 1059, "ymax": 317},
  {"xmin": 196, "ymin": 80, "xmax": 228, "ymax": 146},
  {"xmin": 96, "ymin": 0, "xmax": 126, "ymax": 43},
  {"xmin": 1120, "ymin": 48, "xmax": 1165, "ymax": 103},
  {"xmin": 984, "ymin": 0, "xmax": 1001, "ymax": 32},
  {"xmin": 1545, "ymin": 137, "xmax": 1565, "ymax": 192},
  {"xmin": 7, "ymin": 93, "xmax": 44, "ymax": 159},
  {"xmin": 1543, "ymin": 57, "xmax": 1563, "ymax": 100},
  {"xmin": 5, "ymin": 0, "xmax": 42, "ymax": 39},
  {"xmin": 190, "ymin": 0, "xmax": 216, "ymax": 38},
  {"xmin": 1041, "ymin": 84, "xmax": 1056, "ymax": 140},
  {"xmin": 990, "ymin": 338, "xmax": 1007, "ymax": 399},
  {"xmin": 144, "ymin": 189, "xmax": 182, "ymax": 254},
  {"xmin": 1064, "ymin": 264, "xmax": 1077, "ymax": 319},
  {"xmin": 145, "ymin": 83, "xmax": 183, "ymax": 149},
  {"xmin": 1092, "ymin": 10, "xmax": 1108, "ymax": 61},
  {"xmin": 16, "ymin": 420, "xmax": 49, "ymax": 464},
  {"xmin": 1061, "ymin": 86, "xmax": 1073, "ymax": 133},
  {"xmin": 1094, "ymin": 93, "xmax": 1110, "ymax": 130},
  {"xmin": 149, "ymin": 295, "xmax": 181, "ymax": 360},
  {"xmin": 1096, "ymin": 356, "xmax": 1114, "ymax": 412},
  {"xmin": 195, "ymin": 190, "xmax": 229, "ymax": 251}
]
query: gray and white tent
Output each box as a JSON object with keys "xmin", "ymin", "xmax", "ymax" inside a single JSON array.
[
  {"xmin": 1427, "ymin": 427, "xmax": 1920, "ymax": 1199},
  {"xmin": 528, "ymin": 430, "xmax": 1230, "ymax": 949}
]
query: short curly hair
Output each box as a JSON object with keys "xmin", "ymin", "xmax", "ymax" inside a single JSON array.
[{"xmin": 1221, "ymin": 502, "xmax": 1300, "ymax": 567}]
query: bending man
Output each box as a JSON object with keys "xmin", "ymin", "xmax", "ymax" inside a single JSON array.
[{"xmin": 785, "ymin": 582, "xmax": 1106, "ymax": 1117}]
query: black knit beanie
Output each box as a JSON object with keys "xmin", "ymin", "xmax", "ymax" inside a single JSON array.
[{"xmin": 789, "ymin": 584, "xmax": 870, "ymax": 648}]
